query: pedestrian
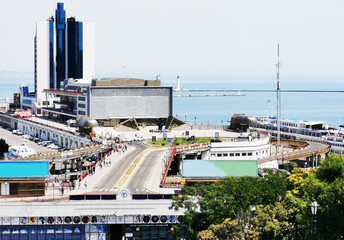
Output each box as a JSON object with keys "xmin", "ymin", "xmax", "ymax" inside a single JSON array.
[
  {"xmin": 61, "ymin": 187, "xmax": 64, "ymax": 195},
  {"xmin": 84, "ymin": 181, "xmax": 87, "ymax": 189}
]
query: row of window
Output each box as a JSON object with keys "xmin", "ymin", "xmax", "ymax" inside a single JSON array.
[
  {"xmin": 211, "ymin": 149, "xmax": 268, "ymax": 158},
  {"xmin": 78, "ymin": 111, "xmax": 85, "ymax": 115}
]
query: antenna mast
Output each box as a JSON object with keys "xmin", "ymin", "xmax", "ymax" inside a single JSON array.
[{"xmin": 276, "ymin": 44, "xmax": 281, "ymax": 153}]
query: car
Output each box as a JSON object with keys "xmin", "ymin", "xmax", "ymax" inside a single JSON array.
[
  {"xmin": 22, "ymin": 134, "xmax": 31, "ymax": 139},
  {"xmin": 33, "ymin": 138, "xmax": 40, "ymax": 143},
  {"xmin": 6, "ymin": 127, "xmax": 13, "ymax": 131},
  {"xmin": 149, "ymin": 129, "xmax": 161, "ymax": 133},
  {"xmin": 47, "ymin": 143, "xmax": 61, "ymax": 149},
  {"xmin": 134, "ymin": 136, "xmax": 144, "ymax": 141},
  {"xmin": 12, "ymin": 129, "xmax": 18, "ymax": 134},
  {"xmin": 121, "ymin": 137, "xmax": 133, "ymax": 142},
  {"xmin": 16, "ymin": 131, "xmax": 24, "ymax": 135},
  {"xmin": 39, "ymin": 141, "xmax": 52, "ymax": 146}
]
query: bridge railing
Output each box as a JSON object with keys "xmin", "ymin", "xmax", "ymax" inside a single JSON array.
[{"xmin": 160, "ymin": 148, "xmax": 177, "ymax": 186}]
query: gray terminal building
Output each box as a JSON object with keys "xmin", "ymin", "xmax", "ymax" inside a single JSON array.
[{"xmin": 41, "ymin": 78, "xmax": 173, "ymax": 127}]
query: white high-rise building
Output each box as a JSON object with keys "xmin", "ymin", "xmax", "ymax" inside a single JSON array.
[
  {"xmin": 34, "ymin": 20, "xmax": 55, "ymax": 113},
  {"xmin": 82, "ymin": 22, "xmax": 95, "ymax": 80}
]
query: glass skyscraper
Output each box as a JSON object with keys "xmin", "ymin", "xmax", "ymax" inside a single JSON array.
[
  {"xmin": 34, "ymin": 2, "xmax": 94, "ymax": 114},
  {"xmin": 55, "ymin": 3, "xmax": 66, "ymax": 90},
  {"xmin": 67, "ymin": 17, "xmax": 83, "ymax": 79}
]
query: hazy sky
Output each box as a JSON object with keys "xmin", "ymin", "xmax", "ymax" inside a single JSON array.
[{"xmin": 1, "ymin": 0, "xmax": 344, "ymax": 82}]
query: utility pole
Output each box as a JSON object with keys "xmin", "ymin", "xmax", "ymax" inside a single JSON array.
[{"xmin": 276, "ymin": 44, "xmax": 281, "ymax": 153}]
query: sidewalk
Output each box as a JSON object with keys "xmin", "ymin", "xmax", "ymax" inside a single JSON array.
[{"xmin": 49, "ymin": 144, "xmax": 135, "ymax": 196}]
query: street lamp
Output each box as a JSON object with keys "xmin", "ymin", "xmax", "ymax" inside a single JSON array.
[
  {"xmin": 243, "ymin": 224, "xmax": 249, "ymax": 240},
  {"xmin": 310, "ymin": 199, "xmax": 319, "ymax": 235}
]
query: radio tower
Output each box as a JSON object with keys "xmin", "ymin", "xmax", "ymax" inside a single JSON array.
[{"xmin": 276, "ymin": 44, "xmax": 281, "ymax": 153}]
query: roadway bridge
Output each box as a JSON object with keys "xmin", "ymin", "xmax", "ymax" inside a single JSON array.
[{"xmin": 258, "ymin": 140, "xmax": 330, "ymax": 168}]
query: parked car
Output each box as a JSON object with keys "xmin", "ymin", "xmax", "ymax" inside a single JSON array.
[
  {"xmin": 22, "ymin": 134, "xmax": 31, "ymax": 139},
  {"xmin": 16, "ymin": 131, "xmax": 24, "ymax": 135},
  {"xmin": 121, "ymin": 137, "xmax": 133, "ymax": 142},
  {"xmin": 134, "ymin": 136, "xmax": 144, "ymax": 141},
  {"xmin": 47, "ymin": 143, "xmax": 61, "ymax": 150},
  {"xmin": 39, "ymin": 141, "xmax": 52, "ymax": 146}
]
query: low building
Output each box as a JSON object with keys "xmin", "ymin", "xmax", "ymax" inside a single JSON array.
[
  {"xmin": 181, "ymin": 133, "xmax": 271, "ymax": 183},
  {"xmin": 0, "ymin": 161, "xmax": 49, "ymax": 196},
  {"xmin": 41, "ymin": 78, "xmax": 173, "ymax": 127}
]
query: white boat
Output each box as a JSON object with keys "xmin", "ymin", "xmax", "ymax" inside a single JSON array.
[{"xmin": 7, "ymin": 143, "xmax": 37, "ymax": 159}]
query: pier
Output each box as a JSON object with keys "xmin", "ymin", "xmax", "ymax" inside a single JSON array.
[{"xmin": 174, "ymin": 93, "xmax": 245, "ymax": 97}]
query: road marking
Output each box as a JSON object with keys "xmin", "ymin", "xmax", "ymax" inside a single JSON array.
[
  {"xmin": 99, "ymin": 189, "xmax": 104, "ymax": 192},
  {"xmin": 114, "ymin": 149, "xmax": 149, "ymax": 189},
  {"xmin": 105, "ymin": 189, "xmax": 109, "ymax": 192}
]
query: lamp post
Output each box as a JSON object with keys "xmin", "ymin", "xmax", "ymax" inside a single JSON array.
[
  {"xmin": 310, "ymin": 199, "xmax": 319, "ymax": 235},
  {"xmin": 243, "ymin": 224, "xmax": 249, "ymax": 240}
]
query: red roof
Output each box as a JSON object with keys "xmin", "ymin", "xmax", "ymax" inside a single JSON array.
[{"xmin": 43, "ymin": 89, "xmax": 84, "ymax": 95}]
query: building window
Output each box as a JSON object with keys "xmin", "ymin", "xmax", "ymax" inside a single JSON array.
[
  {"xmin": 22, "ymin": 100, "xmax": 32, "ymax": 105},
  {"xmin": 211, "ymin": 154, "xmax": 215, "ymax": 158},
  {"xmin": 248, "ymin": 153, "xmax": 253, "ymax": 156},
  {"xmin": 78, "ymin": 110, "xmax": 85, "ymax": 115},
  {"xmin": 242, "ymin": 153, "xmax": 247, "ymax": 156},
  {"xmin": 78, "ymin": 103, "xmax": 86, "ymax": 108},
  {"xmin": 78, "ymin": 96, "xmax": 86, "ymax": 101},
  {"xmin": 235, "ymin": 153, "xmax": 240, "ymax": 156},
  {"xmin": 223, "ymin": 153, "xmax": 228, "ymax": 157},
  {"xmin": 217, "ymin": 153, "xmax": 222, "ymax": 157},
  {"xmin": 230, "ymin": 153, "xmax": 234, "ymax": 157}
]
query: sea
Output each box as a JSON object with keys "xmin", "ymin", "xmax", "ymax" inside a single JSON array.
[{"xmin": 1, "ymin": 79, "xmax": 344, "ymax": 126}]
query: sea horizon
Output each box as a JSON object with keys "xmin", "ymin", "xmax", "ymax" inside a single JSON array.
[{"xmin": 1, "ymin": 80, "xmax": 344, "ymax": 126}]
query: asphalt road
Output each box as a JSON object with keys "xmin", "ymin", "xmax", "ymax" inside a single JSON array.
[
  {"xmin": 0, "ymin": 127, "xmax": 55, "ymax": 157},
  {"xmin": 90, "ymin": 143, "xmax": 147, "ymax": 193},
  {"xmin": 126, "ymin": 149, "xmax": 165, "ymax": 193}
]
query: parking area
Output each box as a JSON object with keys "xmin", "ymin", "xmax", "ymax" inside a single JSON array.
[{"xmin": 0, "ymin": 126, "xmax": 57, "ymax": 156}]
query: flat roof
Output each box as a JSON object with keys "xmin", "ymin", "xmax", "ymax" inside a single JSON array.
[
  {"xmin": 0, "ymin": 162, "xmax": 49, "ymax": 178},
  {"xmin": 182, "ymin": 160, "xmax": 258, "ymax": 178}
]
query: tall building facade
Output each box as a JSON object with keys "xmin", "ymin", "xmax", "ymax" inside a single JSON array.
[
  {"xmin": 55, "ymin": 3, "xmax": 66, "ymax": 89},
  {"xmin": 33, "ymin": 2, "xmax": 94, "ymax": 114}
]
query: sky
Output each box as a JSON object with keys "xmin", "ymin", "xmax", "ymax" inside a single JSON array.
[{"xmin": 1, "ymin": 0, "xmax": 344, "ymax": 83}]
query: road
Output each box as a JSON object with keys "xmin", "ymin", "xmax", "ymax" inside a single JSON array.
[
  {"xmin": 125, "ymin": 149, "xmax": 165, "ymax": 193},
  {"xmin": 90, "ymin": 143, "xmax": 147, "ymax": 193}
]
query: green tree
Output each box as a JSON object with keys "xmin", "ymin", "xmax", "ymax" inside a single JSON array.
[
  {"xmin": 316, "ymin": 154, "xmax": 344, "ymax": 182},
  {"xmin": 170, "ymin": 171, "xmax": 289, "ymax": 239},
  {"xmin": 0, "ymin": 138, "xmax": 9, "ymax": 158}
]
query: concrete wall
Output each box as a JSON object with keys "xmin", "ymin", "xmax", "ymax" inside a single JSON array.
[{"xmin": 90, "ymin": 87, "xmax": 172, "ymax": 120}]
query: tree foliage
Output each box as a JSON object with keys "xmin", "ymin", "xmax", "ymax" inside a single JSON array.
[
  {"xmin": 0, "ymin": 138, "xmax": 9, "ymax": 158},
  {"xmin": 316, "ymin": 154, "xmax": 344, "ymax": 182},
  {"xmin": 171, "ymin": 154, "xmax": 344, "ymax": 239}
]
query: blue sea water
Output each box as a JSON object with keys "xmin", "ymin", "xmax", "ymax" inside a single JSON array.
[
  {"xmin": 171, "ymin": 81, "xmax": 344, "ymax": 126},
  {"xmin": 1, "ymin": 80, "xmax": 343, "ymax": 126}
]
